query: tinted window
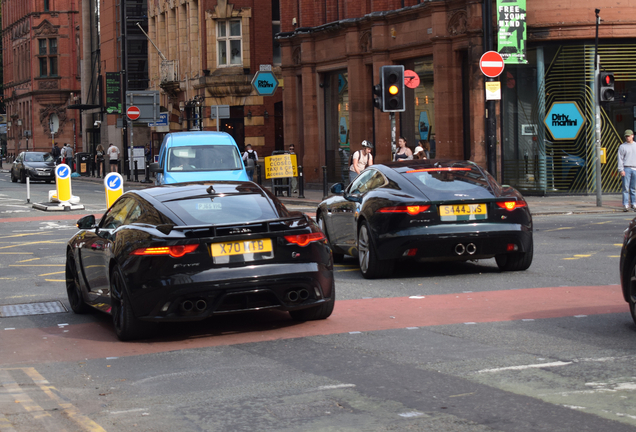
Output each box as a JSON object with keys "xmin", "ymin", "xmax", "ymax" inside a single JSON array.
[
  {"xmin": 164, "ymin": 194, "xmax": 279, "ymax": 225},
  {"xmin": 100, "ymin": 197, "xmax": 138, "ymax": 230},
  {"xmin": 25, "ymin": 153, "xmax": 54, "ymax": 162},
  {"xmin": 167, "ymin": 145, "xmax": 243, "ymax": 172},
  {"xmin": 403, "ymin": 167, "xmax": 496, "ymax": 200}
]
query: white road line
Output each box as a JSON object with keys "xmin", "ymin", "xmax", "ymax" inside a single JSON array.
[{"xmin": 477, "ymin": 361, "xmax": 573, "ymax": 373}]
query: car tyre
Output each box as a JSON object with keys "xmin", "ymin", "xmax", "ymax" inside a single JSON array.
[
  {"xmin": 20, "ymin": 171, "xmax": 27, "ymax": 183},
  {"xmin": 289, "ymin": 284, "xmax": 335, "ymax": 321},
  {"xmin": 358, "ymin": 221, "xmax": 394, "ymax": 279},
  {"xmin": 496, "ymin": 238, "xmax": 533, "ymax": 271},
  {"xmin": 627, "ymin": 255, "xmax": 636, "ymax": 326},
  {"xmin": 10, "ymin": 171, "xmax": 17, "ymax": 182},
  {"xmin": 318, "ymin": 213, "xmax": 344, "ymax": 263},
  {"xmin": 66, "ymin": 250, "xmax": 90, "ymax": 314},
  {"xmin": 110, "ymin": 266, "xmax": 156, "ymax": 341}
]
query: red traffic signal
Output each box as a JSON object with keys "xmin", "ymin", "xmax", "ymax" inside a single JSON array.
[{"xmin": 600, "ymin": 72, "xmax": 615, "ymax": 102}]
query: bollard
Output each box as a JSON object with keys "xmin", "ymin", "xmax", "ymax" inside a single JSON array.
[
  {"xmin": 134, "ymin": 160, "xmax": 139, "ymax": 182},
  {"xmin": 298, "ymin": 166, "xmax": 305, "ymax": 198},
  {"xmin": 102, "ymin": 159, "xmax": 107, "ymax": 178},
  {"xmin": 322, "ymin": 166, "xmax": 328, "ymax": 199},
  {"xmin": 26, "ymin": 176, "xmax": 31, "ymax": 204},
  {"xmin": 141, "ymin": 162, "xmax": 152, "ymax": 183},
  {"xmin": 257, "ymin": 164, "xmax": 262, "ymax": 185}
]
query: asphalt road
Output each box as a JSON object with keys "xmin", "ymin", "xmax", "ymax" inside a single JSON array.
[{"xmin": 1, "ymin": 172, "xmax": 636, "ymax": 431}]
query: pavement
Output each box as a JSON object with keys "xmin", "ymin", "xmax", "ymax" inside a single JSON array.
[{"xmin": 0, "ymin": 159, "xmax": 626, "ymax": 216}]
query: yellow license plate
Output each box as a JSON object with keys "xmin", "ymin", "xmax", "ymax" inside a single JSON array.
[
  {"xmin": 210, "ymin": 239, "xmax": 273, "ymax": 257},
  {"xmin": 439, "ymin": 204, "xmax": 487, "ymax": 220}
]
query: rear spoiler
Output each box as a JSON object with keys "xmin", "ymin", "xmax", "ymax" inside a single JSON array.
[{"xmin": 156, "ymin": 214, "xmax": 309, "ymax": 235}]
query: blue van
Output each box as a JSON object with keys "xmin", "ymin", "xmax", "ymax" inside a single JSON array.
[{"xmin": 150, "ymin": 131, "xmax": 249, "ymax": 185}]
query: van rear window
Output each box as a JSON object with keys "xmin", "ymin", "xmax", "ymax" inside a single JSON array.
[{"xmin": 167, "ymin": 145, "xmax": 243, "ymax": 172}]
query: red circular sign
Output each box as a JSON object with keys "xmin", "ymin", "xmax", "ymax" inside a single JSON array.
[
  {"xmin": 479, "ymin": 51, "xmax": 505, "ymax": 78},
  {"xmin": 126, "ymin": 106, "xmax": 141, "ymax": 121},
  {"xmin": 404, "ymin": 69, "xmax": 420, "ymax": 89}
]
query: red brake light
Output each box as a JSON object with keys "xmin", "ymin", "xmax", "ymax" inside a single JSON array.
[
  {"xmin": 130, "ymin": 244, "xmax": 199, "ymax": 258},
  {"xmin": 496, "ymin": 201, "xmax": 527, "ymax": 211},
  {"xmin": 406, "ymin": 167, "xmax": 471, "ymax": 173},
  {"xmin": 284, "ymin": 232, "xmax": 326, "ymax": 247},
  {"xmin": 377, "ymin": 205, "xmax": 431, "ymax": 215}
]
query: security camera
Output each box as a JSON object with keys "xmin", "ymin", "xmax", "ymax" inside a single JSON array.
[{"xmin": 94, "ymin": 120, "xmax": 101, "ymax": 128}]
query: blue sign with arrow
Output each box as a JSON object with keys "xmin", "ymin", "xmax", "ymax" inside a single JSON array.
[
  {"xmin": 251, "ymin": 71, "xmax": 279, "ymax": 96},
  {"xmin": 55, "ymin": 165, "xmax": 70, "ymax": 179}
]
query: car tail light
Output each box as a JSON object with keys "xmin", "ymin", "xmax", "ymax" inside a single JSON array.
[
  {"xmin": 496, "ymin": 201, "xmax": 527, "ymax": 211},
  {"xmin": 284, "ymin": 232, "xmax": 326, "ymax": 247},
  {"xmin": 376, "ymin": 205, "xmax": 431, "ymax": 215},
  {"xmin": 130, "ymin": 244, "xmax": 199, "ymax": 258},
  {"xmin": 406, "ymin": 167, "xmax": 471, "ymax": 173}
]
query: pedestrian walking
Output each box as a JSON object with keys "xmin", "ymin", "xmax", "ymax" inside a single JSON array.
[
  {"xmin": 95, "ymin": 144, "xmax": 105, "ymax": 177},
  {"xmin": 108, "ymin": 143, "xmax": 120, "ymax": 173},
  {"xmin": 394, "ymin": 137, "xmax": 413, "ymax": 161},
  {"xmin": 288, "ymin": 144, "xmax": 298, "ymax": 193},
  {"xmin": 619, "ymin": 129, "xmax": 636, "ymax": 211},
  {"xmin": 349, "ymin": 140, "xmax": 374, "ymax": 184},
  {"xmin": 413, "ymin": 139, "xmax": 430, "ymax": 159},
  {"xmin": 242, "ymin": 144, "xmax": 258, "ymax": 181},
  {"xmin": 51, "ymin": 143, "xmax": 61, "ymax": 164},
  {"xmin": 64, "ymin": 143, "xmax": 74, "ymax": 170}
]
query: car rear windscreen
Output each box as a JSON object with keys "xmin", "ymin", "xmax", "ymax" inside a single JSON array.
[
  {"xmin": 167, "ymin": 145, "xmax": 243, "ymax": 172},
  {"xmin": 164, "ymin": 194, "xmax": 280, "ymax": 225},
  {"xmin": 403, "ymin": 167, "xmax": 496, "ymax": 200}
]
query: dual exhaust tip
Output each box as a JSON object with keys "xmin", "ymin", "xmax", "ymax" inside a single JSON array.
[
  {"xmin": 287, "ymin": 289, "xmax": 310, "ymax": 302},
  {"xmin": 180, "ymin": 299, "xmax": 207, "ymax": 314},
  {"xmin": 455, "ymin": 243, "xmax": 476, "ymax": 256}
]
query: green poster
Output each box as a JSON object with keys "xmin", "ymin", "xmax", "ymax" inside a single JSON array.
[{"xmin": 497, "ymin": 0, "xmax": 527, "ymax": 64}]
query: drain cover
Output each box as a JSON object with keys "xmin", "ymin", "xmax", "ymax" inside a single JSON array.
[{"xmin": 0, "ymin": 301, "xmax": 68, "ymax": 317}]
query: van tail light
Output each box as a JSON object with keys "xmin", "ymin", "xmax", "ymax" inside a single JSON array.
[
  {"xmin": 496, "ymin": 200, "xmax": 527, "ymax": 211},
  {"xmin": 131, "ymin": 244, "xmax": 199, "ymax": 258},
  {"xmin": 285, "ymin": 232, "xmax": 326, "ymax": 247},
  {"xmin": 376, "ymin": 205, "xmax": 431, "ymax": 215}
]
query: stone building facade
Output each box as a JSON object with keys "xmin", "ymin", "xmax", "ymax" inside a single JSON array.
[{"xmin": 2, "ymin": 0, "xmax": 82, "ymax": 157}]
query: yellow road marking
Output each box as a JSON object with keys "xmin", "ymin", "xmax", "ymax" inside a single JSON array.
[
  {"xmin": 45, "ymin": 279, "xmax": 65, "ymax": 282},
  {"xmin": 609, "ymin": 255, "xmax": 620, "ymax": 258},
  {"xmin": 563, "ymin": 257, "xmax": 579, "ymax": 260},
  {"xmin": 0, "ymin": 232, "xmax": 55, "ymax": 239},
  {"xmin": 16, "ymin": 258, "xmax": 40, "ymax": 263},
  {"xmin": 0, "ymin": 416, "xmax": 16, "ymax": 431},
  {"xmin": 0, "ymin": 252, "xmax": 33, "ymax": 255},
  {"xmin": 545, "ymin": 227, "xmax": 573, "ymax": 232},
  {"xmin": 334, "ymin": 264, "xmax": 357, "ymax": 267},
  {"xmin": 0, "ymin": 369, "xmax": 52, "ymax": 419},
  {"xmin": 574, "ymin": 254, "xmax": 592, "ymax": 257},
  {"xmin": 0, "ymin": 241, "xmax": 65, "ymax": 250},
  {"xmin": 615, "ymin": 244, "xmax": 623, "ymax": 247},
  {"xmin": 9, "ymin": 265, "xmax": 64, "ymax": 267},
  {"xmin": 337, "ymin": 268, "xmax": 361, "ymax": 272},
  {"xmin": 38, "ymin": 271, "xmax": 65, "ymax": 276}
]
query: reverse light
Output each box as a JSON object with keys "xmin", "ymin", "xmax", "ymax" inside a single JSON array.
[
  {"xmin": 284, "ymin": 232, "xmax": 326, "ymax": 247},
  {"xmin": 496, "ymin": 200, "xmax": 527, "ymax": 211},
  {"xmin": 377, "ymin": 205, "xmax": 431, "ymax": 215},
  {"xmin": 406, "ymin": 167, "xmax": 472, "ymax": 173},
  {"xmin": 130, "ymin": 244, "xmax": 199, "ymax": 258}
]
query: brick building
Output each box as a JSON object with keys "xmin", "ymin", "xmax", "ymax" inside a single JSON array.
[
  {"xmin": 2, "ymin": 0, "xmax": 82, "ymax": 157},
  {"xmin": 146, "ymin": 0, "xmax": 284, "ymax": 156},
  {"xmin": 277, "ymin": 0, "xmax": 636, "ymax": 194}
]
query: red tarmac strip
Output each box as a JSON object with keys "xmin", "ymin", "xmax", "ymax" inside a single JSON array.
[{"xmin": 0, "ymin": 285, "xmax": 626, "ymax": 365}]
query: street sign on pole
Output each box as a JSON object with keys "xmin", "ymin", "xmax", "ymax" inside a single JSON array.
[
  {"xmin": 479, "ymin": 51, "xmax": 505, "ymax": 78},
  {"xmin": 404, "ymin": 70, "xmax": 420, "ymax": 89},
  {"xmin": 127, "ymin": 106, "xmax": 141, "ymax": 121}
]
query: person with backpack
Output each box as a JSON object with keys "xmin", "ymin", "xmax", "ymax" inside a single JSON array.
[
  {"xmin": 242, "ymin": 144, "xmax": 258, "ymax": 181},
  {"xmin": 349, "ymin": 140, "xmax": 374, "ymax": 184},
  {"xmin": 51, "ymin": 143, "xmax": 61, "ymax": 164}
]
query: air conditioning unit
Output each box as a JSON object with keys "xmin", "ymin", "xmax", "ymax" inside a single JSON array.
[{"xmin": 160, "ymin": 60, "xmax": 178, "ymax": 84}]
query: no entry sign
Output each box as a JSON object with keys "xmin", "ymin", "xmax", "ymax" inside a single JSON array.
[
  {"xmin": 479, "ymin": 51, "xmax": 505, "ymax": 78},
  {"xmin": 126, "ymin": 106, "xmax": 141, "ymax": 121}
]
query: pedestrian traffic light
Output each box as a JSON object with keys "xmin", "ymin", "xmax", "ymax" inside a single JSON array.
[
  {"xmin": 372, "ymin": 84, "xmax": 382, "ymax": 110},
  {"xmin": 381, "ymin": 65, "xmax": 405, "ymax": 112},
  {"xmin": 600, "ymin": 72, "xmax": 615, "ymax": 102}
]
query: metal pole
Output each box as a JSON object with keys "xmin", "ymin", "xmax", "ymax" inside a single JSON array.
[
  {"xmin": 134, "ymin": 160, "xmax": 138, "ymax": 182},
  {"xmin": 595, "ymin": 9, "xmax": 602, "ymax": 207},
  {"xmin": 298, "ymin": 165, "xmax": 305, "ymax": 198},
  {"xmin": 484, "ymin": 0, "xmax": 496, "ymax": 176},
  {"xmin": 390, "ymin": 113, "xmax": 396, "ymax": 157},
  {"xmin": 322, "ymin": 166, "xmax": 328, "ymax": 199},
  {"xmin": 26, "ymin": 176, "xmax": 30, "ymax": 204}
]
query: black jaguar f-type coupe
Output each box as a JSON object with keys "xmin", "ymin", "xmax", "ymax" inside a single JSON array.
[
  {"xmin": 66, "ymin": 182, "xmax": 335, "ymax": 340},
  {"xmin": 317, "ymin": 160, "xmax": 533, "ymax": 278}
]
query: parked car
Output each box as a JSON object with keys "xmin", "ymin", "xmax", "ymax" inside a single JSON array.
[
  {"xmin": 317, "ymin": 160, "xmax": 534, "ymax": 278},
  {"xmin": 150, "ymin": 131, "xmax": 249, "ymax": 185},
  {"xmin": 65, "ymin": 182, "xmax": 335, "ymax": 340},
  {"xmin": 10, "ymin": 151, "xmax": 55, "ymax": 183},
  {"xmin": 619, "ymin": 220, "xmax": 636, "ymax": 325}
]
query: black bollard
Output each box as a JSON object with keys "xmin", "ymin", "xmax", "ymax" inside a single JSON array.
[
  {"xmin": 322, "ymin": 166, "xmax": 328, "ymax": 199},
  {"xmin": 257, "ymin": 164, "xmax": 262, "ymax": 185},
  {"xmin": 298, "ymin": 166, "xmax": 305, "ymax": 198},
  {"xmin": 134, "ymin": 160, "xmax": 139, "ymax": 182},
  {"xmin": 102, "ymin": 159, "xmax": 107, "ymax": 178},
  {"xmin": 141, "ymin": 162, "xmax": 151, "ymax": 183}
]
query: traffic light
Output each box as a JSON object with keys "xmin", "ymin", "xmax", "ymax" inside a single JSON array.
[
  {"xmin": 600, "ymin": 72, "xmax": 615, "ymax": 102},
  {"xmin": 381, "ymin": 65, "xmax": 405, "ymax": 112},
  {"xmin": 372, "ymin": 84, "xmax": 382, "ymax": 110}
]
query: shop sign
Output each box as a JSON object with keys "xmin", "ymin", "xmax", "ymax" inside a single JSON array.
[
  {"xmin": 543, "ymin": 102, "xmax": 585, "ymax": 140},
  {"xmin": 497, "ymin": 0, "xmax": 528, "ymax": 64},
  {"xmin": 264, "ymin": 154, "xmax": 298, "ymax": 179},
  {"xmin": 251, "ymin": 71, "xmax": 279, "ymax": 96}
]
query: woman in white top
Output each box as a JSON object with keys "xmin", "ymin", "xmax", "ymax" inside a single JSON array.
[{"xmin": 349, "ymin": 140, "xmax": 374, "ymax": 184}]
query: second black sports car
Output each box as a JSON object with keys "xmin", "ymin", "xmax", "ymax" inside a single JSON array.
[
  {"xmin": 66, "ymin": 182, "xmax": 335, "ymax": 340},
  {"xmin": 317, "ymin": 160, "xmax": 533, "ymax": 278}
]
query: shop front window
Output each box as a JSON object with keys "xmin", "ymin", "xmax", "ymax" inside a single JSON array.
[
  {"xmin": 402, "ymin": 58, "xmax": 435, "ymax": 157},
  {"xmin": 324, "ymin": 71, "xmax": 349, "ymax": 184}
]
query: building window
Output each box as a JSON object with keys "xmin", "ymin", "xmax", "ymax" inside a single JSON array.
[
  {"xmin": 217, "ymin": 20, "xmax": 242, "ymax": 66},
  {"xmin": 37, "ymin": 38, "xmax": 58, "ymax": 77},
  {"xmin": 44, "ymin": 0, "xmax": 49, "ymax": 11}
]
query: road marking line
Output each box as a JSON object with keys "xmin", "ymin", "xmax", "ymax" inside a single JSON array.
[
  {"xmin": 38, "ymin": 271, "xmax": 65, "ymax": 276},
  {"xmin": 16, "ymin": 258, "xmax": 40, "ymax": 263},
  {"xmin": 109, "ymin": 408, "xmax": 146, "ymax": 415},
  {"xmin": 0, "ymin": 415, "xmax": 17, "ymax": 431},
  {"xmin": 316, "ymin": 384, "xmax": 356, "ymax": 391},
  {"xmin": 0, "ymin": 369, "xmax": 52, "ymax": 420},
  {"xmin": 10, "ymin": 265, "xmax": 65, "ymax": 267},
  {"xmin": 336, "ymin": 268, "xmax": 360, "ymax": 272},
  {"xmin": 0, "ymin": 252, "xmax": 33, "ymax": 254},
  {"xmin": 545, "ymin": 227, "xmax": 573, "ymax": 232},
  {"xmin": 477, "ymin": 361, "xmax": 573, "ymax": 374},
  {"xmin": 45, "ymin": 279, "xmax": 65, "ymax": 282},
  {"xmin": 0, "ymin": 241, "xmax": 65, "ymax": 250},
  {"xmin": 0, "ymin": 232, "xmax": 55, "ymax": 239}
]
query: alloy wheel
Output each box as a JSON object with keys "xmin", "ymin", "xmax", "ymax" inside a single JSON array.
[{"xmin": 358, "ymin": 225, "xmax": 370, "ymax": 274}]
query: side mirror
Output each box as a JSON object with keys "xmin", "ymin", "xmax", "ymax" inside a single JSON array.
[
  {"xmin": 149, "ymin": 162, "xmax": 162, "ymax": 173},
  {"xmin": 76, "ymin": 215, "xmax": 96, "ymax": 229},
  {"xmin": 330, "ymin": 183, "xmax": 344, "ymax": 194},
  {"xmin": 345, "ymin": 192, "xmax": 362, "ymax": 203}
]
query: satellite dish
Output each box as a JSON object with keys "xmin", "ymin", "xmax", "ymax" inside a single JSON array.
[{"xmin": 49, "ymin": 114, "xmax": 59, "ymax": 134}]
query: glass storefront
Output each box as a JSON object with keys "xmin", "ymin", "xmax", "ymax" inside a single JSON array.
[
  {"xmin": 324, "ymin": 70, "xmax": 349, "ymax": 183},
  {"xmin": 402, "ymin": 58, "xmax": 435, "ymax": 156},
  {"xmin": 502, "ymin": 43, "xmax": 633, "ymax": 194}
]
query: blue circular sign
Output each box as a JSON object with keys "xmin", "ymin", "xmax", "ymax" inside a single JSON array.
[
  {"xmin": 55, "ymin": 165, "xmax": 70, "ymax": 179},
  {"xmin": 105, "ymin": 174, "xmax": 122, "ymax": 190}
]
